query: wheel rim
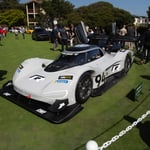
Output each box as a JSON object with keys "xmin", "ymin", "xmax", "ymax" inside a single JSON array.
[{"xmin": 78, "ymin": 78, "xmax": 92, "ymax": 101}]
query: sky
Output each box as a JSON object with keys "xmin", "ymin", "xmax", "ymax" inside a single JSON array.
[{"xmin": 20, "ymin": 0, "xmax": 150, "ymax": 16}]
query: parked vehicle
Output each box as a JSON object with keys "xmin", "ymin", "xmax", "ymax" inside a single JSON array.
[
  {"xmin": 26, "ymin": 29, "xmax": 34, "ymax": 34},
  {"xmin": 1, "ymin": 42, "xmax": 134, "ymax": 123},
  {"xmin": 0, "ymin": 22, "xmax": 135, "ymax": 123},
  {"xmin": 32, "ymin": 27, "xmax": 51, "ymax": 41}
]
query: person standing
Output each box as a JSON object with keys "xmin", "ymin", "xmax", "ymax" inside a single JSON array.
[
  {"xmin": 69, "ymin": 23, "xmax": 75, "ymax": 47},
  {"xmin": 20, "ymin": 26, "xmax": 25, "ymax": 39},
  {"xmin": 58, "ymin": 25, "xmax": 68, "ymax": 51},
  {"xmin": 119, "ymin": 25, "xmax": 127, "ymax": 48},
  {"xmin": 127, "ymin": 25, "xmax": 136, "ymax": 49},
  {"xmin": 141, "ymin": 25, "xmax": 150, "ymax": 64},
  {"xmin": 51, "ymin": 24, "xmax": 59, "ymax": 50},
  {"xmin": 14, "ymin": 28, "xmax": 19, "ymax": 39},
  {"xmin": 120, "ymin": 25, "xmax": 127, "ymax": 36}
]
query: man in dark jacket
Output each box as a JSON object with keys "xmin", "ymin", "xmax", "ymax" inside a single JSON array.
[
  {"xmin": 51, "ymin": 24, "xmax": 59, "ymax": 50},
  {"xmin": 58, "ymin": 25, "xmax": 68, "ymax": 51},
  {"xmin": 141, "ymin": 25, "xmax": 150, "ymax": 64}
]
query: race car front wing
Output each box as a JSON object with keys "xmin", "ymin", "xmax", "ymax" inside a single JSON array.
[{"xmin": 0, "ymin": 81, "xmax": 83, "ymax": 124}]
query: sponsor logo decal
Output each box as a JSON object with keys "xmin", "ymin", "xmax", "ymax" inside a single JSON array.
[
  {"xmin": 106, "ymin": 62, "xmax": 121, "ymax": 72},
  {"xmin": 56, "ymin": 75, "xmax": 73, "ymax": 84},
  {"xmin": 111, "ymin": 63, "xmax": 121, "ymax": 72},
  {"xmin": 58, "ymin": 75, "xmax": 73, "ymax": 80},
  {"xmin": 56, "ymin": 79, "xmax": 68, "ymax": 84},
  {"xmin": 29, "ymin": 75, "xmax": 45, "ymax": 82}
]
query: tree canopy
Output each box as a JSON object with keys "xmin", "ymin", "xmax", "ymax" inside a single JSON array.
[
  {"xmin": 0, "ymin": 0, "xmax": 24, "ymax": 11},
  {"xmin": 0, "ymin": 0, "xmax": 149, "ymax": 29},
  {"xmin": 0, "ymin": 9, "xmax": 25, "ymax": 26},
  {"xmin": 0, "ymin": 0, "xmax": 25, "ymax": 26},
  {"xmin": 66, "ymin": 2, "xmax": 134, "ymax": 28},
  {"xmin": 41, "ymin": 0, "xmax": 74, "ymax": 25}
]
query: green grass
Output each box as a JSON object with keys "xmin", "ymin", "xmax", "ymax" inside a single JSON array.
[{"xmin": 0, "ymin": 33, "xmax": 150, "ymax": 150}]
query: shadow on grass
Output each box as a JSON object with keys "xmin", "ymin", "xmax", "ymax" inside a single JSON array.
[
  {"xmin": 0, "ymin": 70, "xmax": 7, "ymax": 81},
  {"xmin": 141, "ymin": 75, "xmax": 150, "ymax": 80},
  {"xmin": 124, "ymin": 115, "xmax": 150, "ymax": 147},
  {"xmin": 126, "ymin": 89, "xmax": 135, "ymax": 101},
  {"xmin": 134, "ymin": 59, "xmax": 142, "ymax": 65}
]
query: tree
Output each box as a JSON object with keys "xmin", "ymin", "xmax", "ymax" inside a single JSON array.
[
  {"xmin": 41, "ymin": 0, "xmax": 74, "ymax": 25},
  {"xmin": 0, "ymin": 9, "xmax": 25, "ymax": 26},
  {"xmin": 0, "ymin": 0, "xmax": 21, "ymax": 11},
  {"xmin": 114, "ymin": 8, "xmax": 134, "ymax": 28},
  {"xmin": 0, "ymin": 0, "xmax": 26, "ymax": 26},
  {"xmin": 66, "ymin": 1, "xmax": 134, "ymax": 33}
]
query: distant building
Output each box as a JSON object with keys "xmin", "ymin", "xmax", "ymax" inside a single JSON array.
[
  {"xmin": 25, "ymin": 0, "xmax": 43, "ymax": 27},
  {"xmin": 134, "ymin": 16, "xmax": 149, "ymax": 26}
]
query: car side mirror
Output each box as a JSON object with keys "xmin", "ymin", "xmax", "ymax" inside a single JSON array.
[{"xmin": 42, "ymin": 63, "xmax": 46, "ymax": 68}]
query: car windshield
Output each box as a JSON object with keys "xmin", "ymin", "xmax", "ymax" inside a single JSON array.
[
  {"xmin": 45, "ymin": 53, "xmax": 86, "ymax": 72},
  {"xmin": 36, "ymin": 29, "xmax": 45, "ymax": 32},
  {"xmin": 34, "ymin": 27, "xmax": 45, "ymax": 32}
]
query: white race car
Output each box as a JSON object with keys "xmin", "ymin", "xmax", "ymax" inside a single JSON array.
[
  {"xmin": 1, "ymin": 43, "xmax": 134, "ymax": 123},
  {"xmin": 0, "ymin": 22, "xmax": 135, "ymax": 123}
]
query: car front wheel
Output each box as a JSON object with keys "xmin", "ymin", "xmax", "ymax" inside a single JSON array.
[{"xmin": 75, "ymin": 73, "xmax": 93, "ymax": 104}]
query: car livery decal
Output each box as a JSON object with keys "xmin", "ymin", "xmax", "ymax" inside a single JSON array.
[
  {"xmin": 111, "ymin": 63, "xmax": 121, "ymax": 72},
  {"xmin": 58, "ymin": 75, "xmax": 73, "ymax": 80},
  {"xmin": 95, "ymin": 72, "xmax": 105, "ymax": 87},
  {"xmin": 56, "ymin": 79, "xmax": 69, "ymax": 84},
  {"xmin": 106, "ymin": 61, "xmax": 121, "ymax": 72},
  {"xmin": 29, "ymin": 75, "xmax": 45, "ymax": 82}
]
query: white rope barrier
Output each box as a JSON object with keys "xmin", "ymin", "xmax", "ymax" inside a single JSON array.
[{"xmin": 86, "ymin": 110, "xmax": 150, "ymax": 150}]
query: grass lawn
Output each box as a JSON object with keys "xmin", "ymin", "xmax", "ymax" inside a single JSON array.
[{"xmin": 0, "ymin": 33, "xmax": 150, "ymax": 150}]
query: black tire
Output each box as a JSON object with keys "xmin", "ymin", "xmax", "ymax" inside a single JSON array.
[
  {"xmin": 124, "ymin": 55, "xmax": 131, "ymax": 74},
  {"xmin": 75, "ymin": 72, "xmax": 93, "ymax": 104}
]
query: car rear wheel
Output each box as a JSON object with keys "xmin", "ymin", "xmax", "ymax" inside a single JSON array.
[{"xmin": 75, "ymin": 73, "xmax": 93, "ymax": 104}]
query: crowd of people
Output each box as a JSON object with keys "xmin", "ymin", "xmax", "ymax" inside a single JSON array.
[
  {"xmin": 106, "ymin": 24, "xmax": 150, "ymax": 64},
  {"xmin": 51, "ymin": 21, "xmax": 75, "ymax": 51},
  {"xmin": 0, "ymin": 26, "xmax": 25, "ymax": 41},
  {"xmin": 0, "ymin": 23, "xmax": 150, "ymax": 64},
  {"xmin": 11, "ymin": 26, "xmax": 25, "ymax": 39}
]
